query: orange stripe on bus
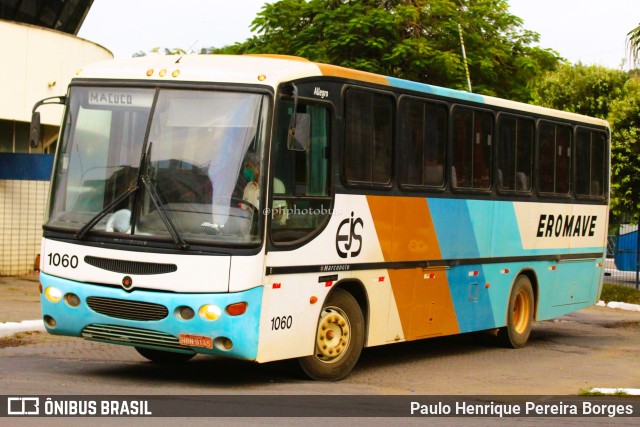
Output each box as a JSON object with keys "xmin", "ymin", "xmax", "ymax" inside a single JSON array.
[
  {"xmin": 317, "ymin": 63, "xmax": 389, "ymax": 85},
  {"xmin": 244, "ymin": 54, "xmax": 310, "ymax": 62},
  {"xmin": 367, "ymin": 196, "xmax": 460, "ymax": 340}
]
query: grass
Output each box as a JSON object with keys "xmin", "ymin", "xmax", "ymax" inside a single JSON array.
[
  {"xmin": 600, "ymin": 283, "xmax": 640, "ymax": 304},
  {"xmin": 0, "ymin": 331, "xmax": 45, "ymax": 348},
  {"xmin": 580, "ymin": 387, "xmax": 630, "ymax": 397}
]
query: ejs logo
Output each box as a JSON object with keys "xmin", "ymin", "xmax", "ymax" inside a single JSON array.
[{"xmin": 336, "ymin": 212, "xmax": 363, "ymax": 258}]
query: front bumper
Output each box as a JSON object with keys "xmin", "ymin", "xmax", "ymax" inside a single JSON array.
[{"xmin": 39, "ymin": 272, "xmax": 262, "ymax": 360}]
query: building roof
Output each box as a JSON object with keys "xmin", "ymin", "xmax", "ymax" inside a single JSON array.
[{"xmin": 0, "ymin": 0, "xmax": 93, "ymax": 35}]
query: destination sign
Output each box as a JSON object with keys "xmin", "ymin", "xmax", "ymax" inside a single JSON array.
[{"xmin": 88, "ymin": 90, "xmax": 153, "ymax": 108}]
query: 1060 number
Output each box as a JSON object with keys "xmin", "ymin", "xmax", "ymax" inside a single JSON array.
[
  {"xmin": 270, "ymin": 315, "xmax": 293, "ymax": 331},
  {"xmin": 47, "ymin": 253, "xmax": 78, "ymax": 269}
]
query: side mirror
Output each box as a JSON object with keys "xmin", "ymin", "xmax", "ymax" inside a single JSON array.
[
  {"xmin": 285, "ymin": 84, "xmax": 309, "ymax": 152},
  {"xmin": 29, "ymin": 96, "xmax": 67, "ymax": 148},
  {"xmin": 287, "ymin": 113, "xmax": 310, "ymax": 151},
  {"xmin": 29, "ymin": 111, "xmax": 41, "ymax": 148}
]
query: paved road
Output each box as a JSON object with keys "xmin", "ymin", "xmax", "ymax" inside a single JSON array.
[
  {"xmin": 0, "ymin": 274, "xmax": 41, "ymax": 324},
  {"xmin": 1, "ymin": 277, "xmax": 639, "ymax": 424},
  {"xmin": 1, "ymin": 305, "xmax": 639, "ymax": 396}
]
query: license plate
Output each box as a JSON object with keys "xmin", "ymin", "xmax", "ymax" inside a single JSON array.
[{"xmin": 179, "ymin": 333, "xmax": 213, "ymax": 349}]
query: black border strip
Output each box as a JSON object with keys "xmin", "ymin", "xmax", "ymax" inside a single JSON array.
[{"xmin": 265, "ymin": 252, "xmax": 603, "ymax": 275}]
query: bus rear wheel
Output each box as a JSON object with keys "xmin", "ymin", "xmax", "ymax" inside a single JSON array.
[
  {"xmin": 498, "ymin": 275, "xmax": 534, "ymax": 348},
  {"xmin": 298, "ymin": 288, "xmax": 364, "ymax": 381},
  {"xmin": 135, "ymin": 347, "xmax": 195, "ymax": 363}
]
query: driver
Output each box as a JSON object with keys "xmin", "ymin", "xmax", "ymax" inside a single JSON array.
[
  {"xmin": 242, "ymin": 156, "xmax": 260, "ymax": 208},
  {"xmin": 241, "ymin": 156, "xmax": 287, "ymax": 226}
]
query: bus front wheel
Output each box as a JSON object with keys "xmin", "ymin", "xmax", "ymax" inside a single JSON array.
[
  {"xmin": 298, "ymin": 288, "xmax": 364, "ymax": 381},
  {"xmin": 135, "ymin": 347, "xmax": 195, "ymax": 363},
  {"xmin": 498, "ymin": 275, "xmax": 534, "ymax": 348}
]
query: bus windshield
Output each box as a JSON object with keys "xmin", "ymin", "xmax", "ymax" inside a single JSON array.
[{"xmin": 48, "ymin": 86, "xmax": 268, "ymax": 246}]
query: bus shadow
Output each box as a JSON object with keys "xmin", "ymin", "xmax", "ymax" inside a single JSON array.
[
  {"xmin": 90, "ymin": 355, "xmax": 301, "ymax": 386},
  {"xmin": 86, "ymin": 328, "xmax": 558, "ymax": 387}
]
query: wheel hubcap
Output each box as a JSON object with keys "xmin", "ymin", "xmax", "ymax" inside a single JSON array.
[
  {"xmin": 513, "ymin": 289, "xmax": 531, "ymax": 334},
  {"xmin": 315, "ymin": 306, "xmax": 350, "ymax": 362}
]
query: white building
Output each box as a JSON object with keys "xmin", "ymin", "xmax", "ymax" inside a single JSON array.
[{"xmin": 0, "ymin": 1, "xmax": 112, "ymax": 275}]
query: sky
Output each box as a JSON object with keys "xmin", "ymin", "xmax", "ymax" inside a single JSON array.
[{"xmin": 77, "ymin": 0, "xmax": 639, "ymax": 70}]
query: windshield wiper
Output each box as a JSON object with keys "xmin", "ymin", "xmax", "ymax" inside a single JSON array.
[
  {"xmin": 76, "ymin": 185, "xmax": 138, "ymax": 240},
  {"xmin": 139, "ymin": 143, "xmax": 189, "ymax": 250},
  {"xmin": 76, "ymin": 139, "xmax": 151, "ymax": 240},
  {"xmin": 75, "ymin": 140, "xmax": 151, "ymax": 240},
  {"xmin": 76, "ymin": 142, "xmax": 189, "ymax": 250}
]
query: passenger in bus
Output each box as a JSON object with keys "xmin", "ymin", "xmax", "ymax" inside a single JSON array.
[
  {"xmin": 516, "ymin": 172, "xmax": 530, "ymax": 191},
  {"xmin": 424, "ymin": 155, "xmax": 444, "ymax": 186},
  {"xmin": 241, "ymin": 156, "xmax": 288, "ymax": 225},
  {"xmin": 242, "ymin": 156, "xmax": 260, "ymax": 208},
  {"xmin": 271, "ymin": 179, "xmax": 288, "ymax": 226}
]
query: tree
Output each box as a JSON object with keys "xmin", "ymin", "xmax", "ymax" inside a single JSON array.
[
  {"xmin": 132, "ymin": 47, "xmax": 188, "ymax": 57},
  {"xmin": 532, "ymin": 64, "xmax": 640, "ymax": 219},
  {"xmin": 627, "ymin": 22, "xmax": 640, "ymax": 70},
  {"xmin": 205, "ymin": 0, "xmax": 561, "ymax": 102},
  {"xmin": 531, "ymin": 63, "xmax": 628, "ymax": 119},
  {"xmin": 609, "ymin": 78, "xmax": 640, "ymax": 217}
]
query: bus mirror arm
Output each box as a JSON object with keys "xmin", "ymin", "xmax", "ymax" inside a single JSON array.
[
  {"xmin": 286, "ymin": 84, "xmax": 310, "ymax": 152},
  {"xmin": 287, "ymin": 83, "xmax": 298, "ymax": 136},
  {"xmin": 30, "ymin": 96, "xmax": 66, "ymax": 148}
]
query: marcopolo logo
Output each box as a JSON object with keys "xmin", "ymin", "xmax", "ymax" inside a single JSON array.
[{"xmin": 336, "ymin": 212, "xmax": 363, "ymax": 259}]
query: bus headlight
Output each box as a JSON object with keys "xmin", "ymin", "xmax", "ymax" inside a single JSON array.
[
  {"xmin": 44, "ymin": 286, "xmax": 63, "ymax": 303},
  {"xmin": 199, "ymin": 304, "xmax": 222, "ymax": 321}
]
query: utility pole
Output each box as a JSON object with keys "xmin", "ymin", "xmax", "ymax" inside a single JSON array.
[{"xmin": 457, "ymin": 13, "xmax": 472, "ymax": 92}]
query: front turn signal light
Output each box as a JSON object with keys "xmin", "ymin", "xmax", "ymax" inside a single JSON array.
[
  {"xmin": 225, "ymin": 302, "xmax": 248, "ymax": 316},
  {"xmin": 44, "ymin": 286, "xmax": 62, "ymax": 303}
]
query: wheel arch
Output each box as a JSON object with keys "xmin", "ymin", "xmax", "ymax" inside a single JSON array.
[
  {"xmin": 514, "ymin": 268, "xmax": 539, "ymax": 321},
  {"xmin": 330, "ymin": 279, "xmax": 370, "ymax": 345}
]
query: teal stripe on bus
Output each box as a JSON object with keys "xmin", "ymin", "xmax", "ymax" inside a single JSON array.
[{"xmin": 387, "ymin": 77, "xmax": 486, "ymax": 103}]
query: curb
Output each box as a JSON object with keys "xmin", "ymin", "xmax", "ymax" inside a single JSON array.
[
  {"xmin": 589, "ymin": 388, "xmax": 640, "ymax": 396},
  {"xmin": 596, "ymin": 300, "xmax": 640, "ymax": 312},
  {"xmin": 0, "ymin": 320, "xmax": 46, "ymax": 338}
]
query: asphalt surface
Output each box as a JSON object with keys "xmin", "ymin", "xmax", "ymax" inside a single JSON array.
[
  {"xmin": 1, "ymin": 273, "xmax": 639, "ymax": 423},
  {"xmin": 0, "ymin": 273, "xmax": 42, "ymax": 323}
]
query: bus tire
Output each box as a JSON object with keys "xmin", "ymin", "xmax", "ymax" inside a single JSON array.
[
  {"xmin": 298, "ymin": 288, "xmax": 364, "ymax": 381},
  {"xmin": 498, "ymin": 275, "xmax": 534, "ymax": 348},
  {"xmin": 135, "ymin": 347, "xmax": 195, "ymax": 363}
]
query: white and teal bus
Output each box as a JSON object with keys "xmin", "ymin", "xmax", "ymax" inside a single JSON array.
[{"xmin": 35, "ymin": 55, "xmax": 609, "ymax": 380}]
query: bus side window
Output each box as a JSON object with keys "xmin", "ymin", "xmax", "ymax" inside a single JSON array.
[
  {"xmin": 497, "ymin": 115, "xmax": 533, "ymax": 193},
  {"xmin": 538, "ymin": 121, "xmax": 572, "ymax": 196},
  {"xmin": 398, "ymin": 97, "xmax": 446, "ymax": 189},
  {"xmin": 576, "ymin": 128, "xmax": 606, "ymax": 197},
  {"xmin": 451, "ymin": 108, "xmax": 493, "ymax": 190},
  {"xmin": 345, "ymin": 89, "xmax": 393, "ymax": 186}
]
